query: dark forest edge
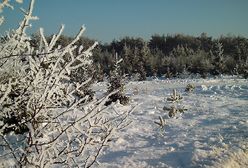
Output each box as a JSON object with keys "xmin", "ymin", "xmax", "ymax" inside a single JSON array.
[{"xmin": 29, "ymin": 33, "xmax": 248, "ymax": 80}]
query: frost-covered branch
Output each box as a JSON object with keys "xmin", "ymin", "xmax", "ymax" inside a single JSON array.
[{"xmin": 16, "ymin": 0, "xmax": 38, "ymax": 35}]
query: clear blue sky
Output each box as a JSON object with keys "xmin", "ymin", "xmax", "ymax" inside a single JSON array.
[{"xmin": 1, "ymin": 0, "xmax": 248, "ymax": 43}]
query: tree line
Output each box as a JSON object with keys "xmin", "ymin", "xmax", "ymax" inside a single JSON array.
[{"xmin": 31, "ymin": 33, "xmax": 248, "ymax": 80}]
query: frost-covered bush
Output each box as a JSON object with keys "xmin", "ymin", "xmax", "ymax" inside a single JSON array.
[{"xmin": 0, "ymin": 0, "xmax": 131, "ymax": 167}]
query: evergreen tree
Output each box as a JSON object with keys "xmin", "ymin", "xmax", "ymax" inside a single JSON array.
[
  {"xmin": 140, "ymin": 42, "xmax": 151, "ymax": 79},
  {"xmin": 121, "ymin": 43, "xmax": 133, "ymax": 75},
  {"xmin": 134, "ymin": 45, "xmax": 146, "ymax": 81},
  {"xmin": 105, "ymin": 54, "xmax": 129, "ymax": 106},
  {"xmin": 211, "ymin": 40, "xmax": 225, "ymax": 75}
]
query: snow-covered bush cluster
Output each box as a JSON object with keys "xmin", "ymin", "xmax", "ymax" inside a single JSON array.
[{"xmin": 0, "ymin": 0, "xmax": 131, "ymax": 167}]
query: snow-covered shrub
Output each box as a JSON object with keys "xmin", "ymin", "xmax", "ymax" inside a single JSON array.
[
  {"xmin": 166, "ymin": 89, "xmax": 183, "ymax": 102},
  {"xmin": 154, "ymin": 116, "xmax": 166, "ymax": 135},
  {"xmin": 163, "ymin": 89, "xmax": 187, "ymax": 118},
  {"xmin": 163, "ymin": 106, "xmax": 187, "ymax": 118},
  {"xmin": 154, "ymin": 116, "xmax": 166, "ymax": 128},
  {"xmin": 185, "ymin": 83, "xmax": 195, "ymax": 92},
  {"xmin": 0, "ymin": 0, "xmax": 131, "ymax": 167}
]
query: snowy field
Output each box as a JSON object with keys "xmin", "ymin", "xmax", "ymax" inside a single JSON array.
[
  {"xmin": 0, "ymin": 76, "xmax": 247, "ymax": 167},
  {"xmin": 96, "ymin": 76, "xmax": 248, "ymax": 168}
]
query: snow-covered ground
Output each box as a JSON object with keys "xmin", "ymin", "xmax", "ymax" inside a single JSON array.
[
  {"xmin": 1, "ymin": 76, "xmax": 247, "ymax": 167},
  {"xmin": 96, "ymin": 76, "xmax": 248, "ymax": 168}
]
